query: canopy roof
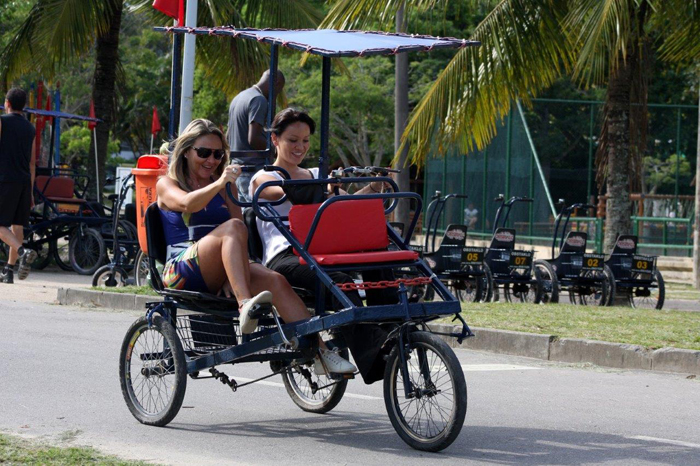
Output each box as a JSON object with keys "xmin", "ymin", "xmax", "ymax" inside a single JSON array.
[
  {"xmin": 154, "ymin": 27, "xmax": 479, "ymax": 57},
  {"xmin": 0, "ymin": 105, "xmax": 100, "ymax": 122}
]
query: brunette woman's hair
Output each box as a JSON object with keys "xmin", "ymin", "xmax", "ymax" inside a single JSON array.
[
  {"xmin": 167, "ymin": 119, "xmax": 229, "ymax": 192},
  {"xmin": 268, "ymin": 108, "xmax": 316, "ymax": 136}
]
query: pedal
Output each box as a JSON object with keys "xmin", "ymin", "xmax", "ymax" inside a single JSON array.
[{"xmin": 248, "ymin": 302, "xmax": 273, "ymax": 319}]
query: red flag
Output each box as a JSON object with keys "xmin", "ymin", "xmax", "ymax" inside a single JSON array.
[
  {"xmin": 88, "ymin": 100, "xmax": 97, "ymax": 130},
  {"xmin": 153, "ymin": 0, "xmax": 184, "ymax": 26},
  {"xmin": 151, "ymin": 106, "xmax": 162, "ymax": 135},
  {"xmin": 45, "ymin": 94, "xmax": 52, "ymax": 123}
]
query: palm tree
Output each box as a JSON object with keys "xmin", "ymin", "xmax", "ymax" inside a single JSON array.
[
  {"xmin": 0, "ymin": 0, "xmax": 322, "ymax": 199},
  {"xmin": 322, "ymin": 0, "xmax": 700, "ymax": 252}
]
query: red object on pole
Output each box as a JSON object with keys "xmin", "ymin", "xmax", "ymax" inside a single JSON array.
[
  {"xmin": 153, "ymin": 0, "xmax": 184, "ymax": 26},
  {"xmin": 44, "ymin": 94, "xmax": 52, "ymax": 123},
  {"xmin": 35, "ymin": 81, "xmax": 44, "ymax": 160},
  {"xmin": 88, "ymin": 100, "xmax": 97, "ymax": 130},
  {"xmin": 151, "ymin": 106, "xmax": 162, "ymax": 135}
]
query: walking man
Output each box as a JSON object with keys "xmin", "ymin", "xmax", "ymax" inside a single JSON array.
[
  {"xmin": 0, "ymin": 88, "xmax": 38, "ymax": 283},
  {"xmin": 226, "ymin": 69, "xmax": 285, "ymax": 202}
]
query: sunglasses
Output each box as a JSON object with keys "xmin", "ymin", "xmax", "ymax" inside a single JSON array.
[{"xmin": 192, "ymin": 147, "xmax": 227, "ymax": 160}]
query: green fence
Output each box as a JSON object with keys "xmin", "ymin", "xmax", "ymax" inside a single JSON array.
[{"xmin": 424, "ymin": 98, "xmax": 698, "ymax": 257}]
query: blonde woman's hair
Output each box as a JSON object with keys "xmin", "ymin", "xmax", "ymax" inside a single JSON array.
[{"xmin": 167, "ymin": 119, "xmax": 230, "ymax": 192}]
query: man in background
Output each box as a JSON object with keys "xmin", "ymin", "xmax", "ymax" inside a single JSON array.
[
  {"xmin": 227, "ymin": 69, "xmax": 285, "ymax": 202},
  {"xmin": 0, "ymin": 88, "xmax": 38, "ymax": 283},
  {"xmin": 464, "ymin": 202, "xmax": 479, "ymax": 229}
]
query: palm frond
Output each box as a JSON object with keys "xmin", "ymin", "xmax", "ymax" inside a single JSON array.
[
  {"xmin": 654, "ymin": 0, "xmax": 700, "ymax": 62},
  {"xmin": 319, "ymin": 0, "xmax": 446, "ymax": 30},
  {"xmin": 565, "ymin": 0, "xmax": 640, "ymax": 86},
  {"xmin": 399, "ymin": 0, "xmax": 573, "ymax": 165},
  {"xmin": 1, "ymin": 0, "xmax": 116, "ymax": 82}
]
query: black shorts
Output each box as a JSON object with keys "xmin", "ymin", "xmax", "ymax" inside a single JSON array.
[{"xmin": 0, "ymin": 181, "xmax": 31, "ymax": 227}]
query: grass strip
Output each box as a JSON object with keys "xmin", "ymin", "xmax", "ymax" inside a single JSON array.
[
  {"xmin": 90, "ymin": 285, "xmax": 158, "ymax": 296},
  {"xmin": 450, "ymin": 302, "xmax": 700, "ymax": 350},
  {"xmin": 0, "ymin": 433, "xmax": 146, "ymax": 465}
]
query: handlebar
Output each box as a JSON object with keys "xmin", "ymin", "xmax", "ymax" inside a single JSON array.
[{"xmin": 330, "ymin": 166, "xmax": 401, "ymax": 177}]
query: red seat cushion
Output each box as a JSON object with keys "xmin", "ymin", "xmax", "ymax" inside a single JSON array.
[
  {"xmin": 36, "ymin": 176, "xmax": 80, "ymax": 201},
  {"xmin": 289, "ymin": 199, "xmax": 389, "ymax": 255},
  {"xmin": 299, "ymin": 250, "xmax": 419, "ymax": 265}
]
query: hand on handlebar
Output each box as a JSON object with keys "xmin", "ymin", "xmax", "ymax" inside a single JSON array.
[{"xmin": 218, "ymin": 164, "xmax": 242, "ymax": 189}]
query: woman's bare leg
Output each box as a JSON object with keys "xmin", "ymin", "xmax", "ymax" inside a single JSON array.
[
  {"xmin": 197, "ymin": 219, "xmax": 253, "ymax": 300},
  {"xmin": 249, "ymin": 264, "xmax": 310, "ymax": 322}
]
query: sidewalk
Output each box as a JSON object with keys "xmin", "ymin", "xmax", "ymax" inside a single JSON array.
[{"xmin": 0, "ymin": 267, "xmax": 92, "ymax": 304}]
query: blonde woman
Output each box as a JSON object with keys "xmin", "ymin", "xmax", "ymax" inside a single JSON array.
[{"xmin": 156, "ymin": 119, "xmax": 353, "ymax": 374}]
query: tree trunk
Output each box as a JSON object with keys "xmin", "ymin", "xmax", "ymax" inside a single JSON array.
[
  {"xmin": 603, "ymin": 59, "xmax": 634, "ymax": 252},
  {"xmin": 88, "ymin": 0, "xmax": 122, "ymax": 202},
  {"xmin": 394, "ymin": 2, "xmax": 410, "ymax": 227}
]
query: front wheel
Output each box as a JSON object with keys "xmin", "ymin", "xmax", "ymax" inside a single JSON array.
[
  {"xmin": 533, "ymin": 260, "xmax": 559, "ymax": 304},
  {"xmin": 280, "ymin": 349, "xmax": 349, "ymax": 414},
  {"xmin": 629, "ymin": 269, "xmax": 665, "ymax": 310},
  {"xmin": 384, "ymin": 331, "xmax": 467, "ymax": 452},
  {"xmin": 92, "ymin": 265, "xmax": 128, "ymax": 287},
  {"xmin": 119, "ymin": 315, "xmax": 187, "ymax": 426},
  {"xmin": 69, "ymin": 227, "xmax": 106, "ymax": 275}
]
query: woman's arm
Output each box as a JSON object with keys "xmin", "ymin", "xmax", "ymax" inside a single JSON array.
[
  {"xmin": 251, "ymin": 173, "xmax": 286, "ymax": 201},
  {"xmin": 157, "ymin": 165, "xmax": 238, "ymax": 213}
]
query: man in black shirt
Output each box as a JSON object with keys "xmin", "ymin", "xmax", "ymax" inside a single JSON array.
[{"xmin": 0, "ymin": 88, "xmax": 38, "ymax": 283}]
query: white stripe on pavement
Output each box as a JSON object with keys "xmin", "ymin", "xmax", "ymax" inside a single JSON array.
[
  {"xmin": 628, "ymin": 436, "xmax": 700, "ymax": 449},
  {"xmin": 461, "ymin": 364, "xmax": 540, "ymax": 371}
]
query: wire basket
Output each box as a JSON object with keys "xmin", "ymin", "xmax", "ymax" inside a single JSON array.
[{"xmin": 177, "ymin": 314, "xmax": 238, "ymax": 355}]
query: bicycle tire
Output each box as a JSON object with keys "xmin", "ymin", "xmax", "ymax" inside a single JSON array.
[
  {"xmin": 119, "ymin": 315, "xmax": 187, "ymax": 426},
  {"xmin": 384, "ymin": 331, "xmax": 467, "ymax": 452}
]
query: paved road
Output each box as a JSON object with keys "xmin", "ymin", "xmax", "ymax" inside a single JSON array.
[{"xmin": 1, "ymin": 300, "xmax": 699, "ymax": 465}]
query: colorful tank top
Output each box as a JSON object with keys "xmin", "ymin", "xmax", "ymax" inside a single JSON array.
[{"xmin": 159, "ymin": 193, "xmax": 230, "ymax": 260}]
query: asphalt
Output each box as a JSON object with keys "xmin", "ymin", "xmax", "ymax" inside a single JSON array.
[{"xmin": 1, "ymin": 299, "xmax": 699, "ymax": 465}]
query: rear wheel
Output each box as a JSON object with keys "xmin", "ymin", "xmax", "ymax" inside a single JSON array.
[
  {"xmin": 280, "ymin": 349, "xmax": 349, "ymax": 414},
  {"xmin": 450, "ymin": 275, "xmax": 482, "ymax": 303},
  {"xmin": 503, "ymin": 270, "xmax": 542, "ymax": 304},
  {"xmin": 119, "ymin": 315, "xmax": 186, "ymax": 426},
  {"xmin": 133, "ymin": 249, "xmax": 150, "ymax": 287},
  {"xmin": 384, "ymin": 331, "xmax": 467, "ymax": 452},
  {"xmin": 69, "ymin": 227, "xmax": 106, "ymax": 275},
  {"xmin": 533, "ymin": 260, "xmax": 559, "ymax": 304},
  {"xmin": 52, "ymin": 235, "xmax": 73, "ymax": 271},
  {"xmin": 479, "ymin": 264, "xmax": 494, "ymax": 302},
  {"xmin": 629, "ymin": 269, "xmax": 665, "ymax": 310},
  {"xmin": 570, "ymin": 264, "xmax": 613, "ymax": 307}
]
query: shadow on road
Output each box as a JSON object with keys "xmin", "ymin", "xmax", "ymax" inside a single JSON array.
[{"xmin": 171, "ymin": 413, "xmax": 698, "ymax": 463}]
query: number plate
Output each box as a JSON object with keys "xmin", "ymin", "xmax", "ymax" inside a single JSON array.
[
  {"xmin": 631, "ymin": 255, "xmax": 654, "ymax": 273},
  {"xmin": 581, "ymin": 253, "xmax": 604, "ymax": 271},
  {"xmin": 509, "ymin": 251, "xmax": 533, "ymax": 269},
  {"xmin": 408, "ymin": 245, "xmax": 424, "ymax": 257},
  {"xmin": 461, "ymin": 247, "xmax": 485, "ymax": 266}
]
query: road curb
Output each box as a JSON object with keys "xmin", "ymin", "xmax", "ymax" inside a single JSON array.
[
  {"xmin": 57, "ymin": 287, "xmax": 160, "ymax": 311},
  {"xmin": 57, "ymin": 288, "xmax": 700, "ymax": 376}
]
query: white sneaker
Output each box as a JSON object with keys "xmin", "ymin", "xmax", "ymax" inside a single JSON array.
[
  {"xmin": 314, "ymin": 348, "xmax": 357, "ymax": 375},
  {"xmin": 239, "ymin": 290, "xmax": 273, "ymax": 334}
]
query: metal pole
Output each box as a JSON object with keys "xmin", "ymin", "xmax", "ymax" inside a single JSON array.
[
  {"xmin": 517, "ymin": 100, "xmax": 556, "ymax": 217},
  {"xmin": 54, "ymin": 87, "xmax": 60, "ymax": 168},
  {"xmin": 675, "ymin": 108, "xmax": 682, "ymax": 206},
  {"xmin": 93, "ymin": 128, "xmax": 100, "ymax": 199},
  {"xmin": 587, "ymin": 103, "xmax": 594, "ymax": 202},
  {"xmin": 529, "ymin": 136, "xmax": 535, "ymax": 241},
  {"xmin": 319, "ymin": 56, "xmax": 331, "ymax": 178},
  {"xmin": 441, "ymin": 155, "xmax": 447, "ymax": 229},
  {"xmin": 482, "ymin": 150, "xmax": 488, "ymax": 231},
  {"xmin": 505, "ymin": 106, "xmax": 512, "ymax": 203},
  {"xmin": 267, "ymin": 45, "xmax": 279, "ymax": 152},
  {"xmin": 178, "ymin": 0, "xmax": 197, "ymax": 134},
  {"xmin": 461, "ymin": 151, "xmax": 467, "ymax": 228},
  {"xmin": 169, "ymin": 29, "xmax": 183, "ymax": 139}
]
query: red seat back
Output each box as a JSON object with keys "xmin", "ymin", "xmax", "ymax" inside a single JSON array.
[
  {"xmin": 289, "ymin": 199, "xmax": 388, "ymax": 255},
  {"xmin": 35, "ymin": 175, "xmax": 76, "ymax": 199}
]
